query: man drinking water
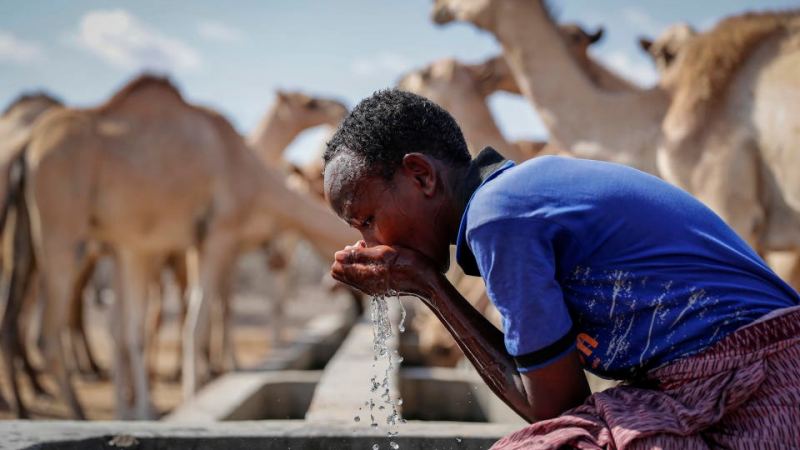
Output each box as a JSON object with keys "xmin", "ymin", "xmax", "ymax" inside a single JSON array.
[{"xmin": 322, "ymin": 89, "xmax": 800, "ymax": 449}]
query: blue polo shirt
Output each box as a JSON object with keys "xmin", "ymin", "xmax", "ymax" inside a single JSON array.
[{"xmin": 456, "ymin": 150, "xmax": 798, "ymax": 379}]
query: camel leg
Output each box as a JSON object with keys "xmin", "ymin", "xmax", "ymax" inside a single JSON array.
[
  {"xmin": 116, "ymin": 250, "xmax": 159, "ymax": 420},
  {"xmin": 0, "ymin": 204, "xmax": 35, "ymax": 418},
  {"xmin": 38, "ymin": 246, "xmax": 89, "ymax": 420},
  {"xmin": 183, "ymin": 235, "xmax": 237, "ymax": 399},
  {"xmin": 17, "ymin": 271, "xmax": 49, "ymax": 398},
  {"xmin": 271, "ymin": 268, "xmax": 290, "ymax": 346},
  {"xmin": 108, "ymin": 263, "xmax": 132, "ymax": 420},
  {"xmin": 67, "ymin": 259, "xmax": 105, "ymax": 379},
  {"xmin": 219, "ymin": 270, "xmax": 238, "ymax": 372},
  {"xmin": 145, "ymin": 279, "xmax": 164, "ymax": 383},
  {"xmin": 168, "ymin": 254, "xmax": 189, "ymax": 381}
]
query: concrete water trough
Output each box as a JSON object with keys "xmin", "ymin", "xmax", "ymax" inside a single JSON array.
[{"xmin": 1, "ymin": 302, "xmax": 529, "ymax": 449}]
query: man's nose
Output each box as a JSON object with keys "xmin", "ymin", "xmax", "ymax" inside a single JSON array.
[{"xmin": 360, "ymin": 231, "xmax": 381, "ymax": 248}]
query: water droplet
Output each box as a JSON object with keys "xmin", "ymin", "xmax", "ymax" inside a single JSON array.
[
  {"xmin": 353, "ymin": 416, "xmax": 361, "ymax": 422},
  {"xmin": 390, "ymin": 442, "xmax": 399, "ymax": 449},
  {"xmin": 456, "ymin": 437, "xmax": 463, "ymax": 443},
  {"xmin": 397, "ymin": 398, "xmax": 403, "ymax": 406},
  {"xmin": 373, "ymin": 445, "xmax": 380, "ymax": 450}
]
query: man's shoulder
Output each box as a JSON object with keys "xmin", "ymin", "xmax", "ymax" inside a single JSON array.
[{"xmin": 467, "ymin": 156, "xmax": 574, "ymax": 224}]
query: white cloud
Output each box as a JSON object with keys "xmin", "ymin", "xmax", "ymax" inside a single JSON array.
[
  {"xmin": 350, "ymin": 53, "xmax": 412, "ymax": 78},
  {"xmin": 74, "ymin": 9, "xmax": 200, "ymax": 72},
  {"xmin": 0, "ymin": 31, "xmax": 43, "ymax": 64},
  {"xmin": 621, "ymin": 7, "xmax": 664, "ymax": 34},
  {"xmin": 197, "ymin": 20, "xmax": 244, "ymax": 43},
  {"xmin": 600, "ymin": 49, "xmax": 658, "ymax": 88}
]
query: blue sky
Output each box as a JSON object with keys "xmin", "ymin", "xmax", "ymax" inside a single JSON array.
[{"xmin": 2, "ymin": 0, "xmax": 796, "ymax": 163}]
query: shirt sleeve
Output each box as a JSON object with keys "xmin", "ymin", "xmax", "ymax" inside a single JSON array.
[{"xmin": 467, "ymin": 217, "xmax": 575, "ymax": 372}]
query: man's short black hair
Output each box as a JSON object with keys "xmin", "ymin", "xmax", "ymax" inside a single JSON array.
[{"xmin": 324, "ymin": 89, "xmax": 471, "ymax": 179}]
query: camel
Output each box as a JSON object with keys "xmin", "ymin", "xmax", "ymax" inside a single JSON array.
[
  {"xmin": 638, "ymin": 23, "xmax": 698, "ymax": 75},
  {"xmin": 248, "ymin": 91, "xmax": 347, "ymax": 167},
  {"xmin": 6, "ymin": 75, "xmax": 357, "ymax": 419},
  {"xmin": 432, "ymin": 0, "xmax": 669, "ymax": 175},
  {"xmin": 432, "ymin": 1, "xmax": 800, "ymax": 286},
  {"xmin": 396, "ymin": 24, "xmax": 619, "ymax": 162},
  {"xmin": 639, "ymin": 14, "xmax": 800, "ymax": 289},
  {"xmin": 0, "ymin": 93, "xmax": 62, "ymax": 415}
]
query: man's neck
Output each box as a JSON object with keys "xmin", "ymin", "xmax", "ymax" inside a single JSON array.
[{"xmin": 449, "ymin": 147, "xmax": 508, "ymax": 243}]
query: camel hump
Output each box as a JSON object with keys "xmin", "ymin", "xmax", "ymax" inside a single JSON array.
[
  {"xmin": 2, "ymin": 92, "xmax": 62, "ymax": 117},
  {"xmin": 97, "ymin": 73, "xmax": 186, "ymax": 113},
  {"xmin": 665, "ymin": 10, "xmax": 800, "ymax": 139}
]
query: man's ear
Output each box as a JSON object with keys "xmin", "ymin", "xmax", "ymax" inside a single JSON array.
[{"xmin": 401, "ymin": 153, "xmax": 437, "ymax": 197}]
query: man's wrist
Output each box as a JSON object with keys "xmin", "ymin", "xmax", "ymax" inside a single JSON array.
[{"xmin": 414, "ymin": 271, "xmax": 448, "ymax": 308}]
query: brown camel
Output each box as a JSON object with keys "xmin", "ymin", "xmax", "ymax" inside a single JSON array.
[
  {"xmin": 8, "ymin": 75, "xmax": 357, "ymax": 419},
  {"xmin": 432, "ymin": 1, "xmax": 800, "ymax": 286}
]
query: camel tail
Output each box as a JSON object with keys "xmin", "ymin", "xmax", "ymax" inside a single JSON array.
[{"xmin": 0, "ymin": 150, "xmax": 27, "ymax": 240}]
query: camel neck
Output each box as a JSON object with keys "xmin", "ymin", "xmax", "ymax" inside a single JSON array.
[
  {"xmin": 450, "ymin": 90, "xmax": 526, "ymax": 162},
  {"xmin": 248, "ymin": 106, "xmax": 303, "ymax": 167},
  {"xmin": 490, "ymin": 0, "xmax": 669, "ymax": 172}
]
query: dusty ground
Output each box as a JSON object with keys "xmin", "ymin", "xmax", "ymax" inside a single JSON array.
[{"xmin": 0, "ymin": 247, "xmax": 351, "ymax": 420}]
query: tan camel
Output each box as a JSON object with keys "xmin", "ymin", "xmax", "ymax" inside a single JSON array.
[
  {"xmin": 432, "ymin": 1, "xmax": 800, "ymax": 280},
  {"xmin": 9, "ymin": 75, "xmax": 357, "ymax": 419},
  {"xmin": 638, "ymin": 23, "xmax": 698, "ymax": 75},
  {"xmin": 397, "ymin": 24, "xmax": 616, "ymax": 162},
  {"xmin": 248, "ymin": 91, "xmax": 347, "ymax": 167},
  {"xmin": 640, "ymin": 15, "xmax": 800, "ymax": 290},
  {"xmin": 432, "ymin": 0, "xmax": 669, "ymax": 176},
  {"xmin": 0, "ymin": 93, "xmax": 62, "ymax": 416}
]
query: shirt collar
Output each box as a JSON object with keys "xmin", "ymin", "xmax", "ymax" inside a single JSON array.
[{"xmin": 455, "ymin": 147, "xmax": 515, "ymax": 276}]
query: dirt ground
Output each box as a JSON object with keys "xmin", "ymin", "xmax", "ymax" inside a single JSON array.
[{"xmin": 0, "ymin": 248, "xmax": 351, "ymax": 420}]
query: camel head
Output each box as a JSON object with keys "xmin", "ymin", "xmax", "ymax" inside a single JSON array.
[
  {"xmin": 431, "ymin": 0, "xmax": 496, "ymax": 30},
  {"xmin": 273, "ymin": 90, "xmax": 348, "ymax": 129},
  {"xmin": 469, "ymin": 23, "xmax": 606, "ymax": 96},
  {"xmin": 561, "ymin": 23, "xmax": 605, "ymax": 57},
  {"xmin": 287, "ymin": 158, "xmax": 325, "ymax": 200},
  {"xmin": 397, "ymin": 58, "xmax": 482, "ymax": 109},
  {"xmin": 639, "ymin": 23, "xmax": 697, "ymax": 76},
  {"xmin": 1, "ymin": 91, "xmax": 62, "ymax": 121}
]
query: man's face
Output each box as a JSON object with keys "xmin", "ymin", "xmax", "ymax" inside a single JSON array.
[{"xmin": 325, "ymin": 154, "xmax": 453, "ymax": 272}]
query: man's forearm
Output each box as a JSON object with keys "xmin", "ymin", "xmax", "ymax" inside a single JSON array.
[{"xmin": 417, "ymin": 273, "xmax": 535, "ymax": 422}]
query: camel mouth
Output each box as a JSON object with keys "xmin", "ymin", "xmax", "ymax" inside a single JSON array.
[{"xmin": 431, "ymin": 6, "xmax": 456, "ymax": 25}]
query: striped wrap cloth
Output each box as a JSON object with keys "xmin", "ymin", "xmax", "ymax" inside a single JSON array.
[{"xmin": 491, "ymin": 307, "xmax": 800, "ymax": 450}]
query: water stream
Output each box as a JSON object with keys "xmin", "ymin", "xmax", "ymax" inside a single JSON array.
[{"xmin": 354, "ymin": 292, "xmax": 406, "ymax": 449}]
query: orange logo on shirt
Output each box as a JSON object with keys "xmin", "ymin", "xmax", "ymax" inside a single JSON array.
[
  {"xmin": 576, "ymin": 333, "xmax": 602, "ymax": 369},
  {"xmin": 576, "ymin": 333, "xmax": 598, "ymax": 356}
]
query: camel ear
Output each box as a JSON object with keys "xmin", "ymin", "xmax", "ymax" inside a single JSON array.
[
  {"xmin": 289, "ymin": 164, "xmax": 304, "ymax": 177},
  {"xmin": 589, "ymin": 27, "xmax": 604, "ymax": 44},
  {"xmin": 301, "ymin": 97, "xmax": 319, "ymax": 109},
  {"xmin": 276, "ymin": 90, "xmax": 289, "ymax": 102},
  {"xmin": 639, "ymin": 37, "xmax": 653, "ymax": 53}
]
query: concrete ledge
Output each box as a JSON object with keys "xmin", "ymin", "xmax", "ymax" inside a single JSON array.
[
  {"xmin": 400, "ymin": 367, "xmax": 525, "ymax": 425},
  {"xmin": 165, "ymin": 371, "xmax": 321, "ymax": 422},
  {"xmin": 249, "ymin": 310, "xmax": 356, "ymax": 371},
  {"xmin": 0, "ymin": 421, "xmax": 521, "ymax": 450},
  {"xmin": 306, "ymin": 316, "xmax": 400, "ymax": 423},
  {"xmin": 167, "ymin": 310, "xmax": 354, "ymax": 422}
]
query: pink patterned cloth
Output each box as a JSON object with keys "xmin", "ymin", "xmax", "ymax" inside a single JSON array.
[{"xmin": 491, "ymin": 308, "xmax": 800, "ymax": 450}]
